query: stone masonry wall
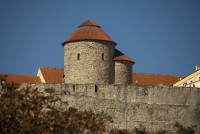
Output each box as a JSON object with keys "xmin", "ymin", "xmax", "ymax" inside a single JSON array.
[
  {"xmin": 115, "ymin": 61, "xmax": 132, "ymax": 84},
  {"xmin": 18, "ymin": 84, "xmax": 200, "ymax": 133},
  {"xmin": 64, "ymin": 40, "xmax": 115, "ymax": 84}
]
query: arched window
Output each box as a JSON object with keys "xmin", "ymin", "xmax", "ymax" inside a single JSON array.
[
  {"xmin": 77, "ymin": 53, "xmax": 80, "ymax": 60},
  {"xmin": 102, "ymin": 53, "xmax": 104, "ymax": 61}
]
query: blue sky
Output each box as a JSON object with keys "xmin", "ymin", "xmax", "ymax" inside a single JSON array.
[{"xmin": 0, "ymin": 0, "xmax": 199, "ymax": 76}]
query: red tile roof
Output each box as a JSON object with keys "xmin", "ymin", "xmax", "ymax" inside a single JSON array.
[
  {"xmin": 62, "ymin": 19, "xmax": 116, "ymax": 45},
  {"xmin": 132, "ymin": 73, "xmax": 184, "ymax": 86},
  {"xmin": 39, "ymin": 67, "xmax": 64, "ymax": 83},
  {"xmin": 114, "ymin": 49, "xmax": 135, "ymax": 64},
  {"xmin": 0, "ymin": 74, "xmax": 41, "ymax": 84}
]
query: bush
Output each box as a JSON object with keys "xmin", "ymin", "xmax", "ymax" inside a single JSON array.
[{"xmin": 0, "ymin": 88, "xmax": 112, "ymax": 133}]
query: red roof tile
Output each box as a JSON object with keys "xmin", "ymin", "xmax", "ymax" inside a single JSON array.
[
  {"xmin": 0, "ymin": 74, "xmax": 41, "ymax": 84},
  {"xmin": 40, "ymin": 67, "xmax": 64, "ymax": 83},
  {"xmin": 62, "ymin": 19, "xmax": 116, "ymax": 45},
  {"xmin": 132, "ymin": 73, "xmax": 184, "ymax": 86},
  {"xmin": 114, "ymin": 49, "xmax": 135, "ymax": 64}
]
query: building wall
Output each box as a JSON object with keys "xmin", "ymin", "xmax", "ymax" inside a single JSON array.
[
  {"xmin": 18, "ymin": 84, "xmax": 200, "ymax": 133},
  {"xmin": 115, "ymin": 61, "xmax": 132, "ymax": 84},
  {"xmin": 64, "ymin": 40, "xmax": 115, "ymax": 84},
  {"xmin": 174, "ymin": 70, "xmax": 200, "ymax": 88},
  {"xmin": 36, "ymin": 68, "xmax": 45, "ymax": 83}
]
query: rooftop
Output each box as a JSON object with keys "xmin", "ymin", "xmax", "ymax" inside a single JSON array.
[
  {"xmin": 62, "ymin": 19, "xmax": 116, "ymax": 45},
  {"xmin": 114, "ymin": 49, "xmax": 135, "ymax": 64},
  {"xmin": 0, "ymin": 74, "xmax": 41, "ymax": 84},
  {"xmin": 39, "ymin": 67, "xmax": 64, "ymax": 83},
  {"xmin": 132, "ymin": 73, "xmax": 184, "ymax": 86}
]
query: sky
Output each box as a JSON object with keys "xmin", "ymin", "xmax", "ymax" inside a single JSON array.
[{"xmin": 0, "ymin": 0, "xmax": 199, "ymax": 76}]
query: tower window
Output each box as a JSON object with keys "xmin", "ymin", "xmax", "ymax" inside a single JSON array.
[
  {"xmin": 95, "ymin": 85, "xmax": 98, "ymax": 92},
  {"xmin": 102, "ymin": 53, "xmax": 104, "ymax": 61},
  {"xmin": 73, "ymin": 85, "xmax": 75, "ymax": 92},
  {"xmin": 77, "ymin": 53, "xmax": 80, "ymax": 60}
]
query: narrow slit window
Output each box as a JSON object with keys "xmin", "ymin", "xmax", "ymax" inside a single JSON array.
[
  {"xmin": 73, "ymin": 85, "xmax": 75, "ymax": 92},
  {"xmin": 95, "ymin": 85, "xmax": 98, "ymax": 92},
  {"xmin": 102, "ymin": 53, "xmax": 104, "ymax": 61},
  {"xmin": 77, "ymin": 53, "xmax": 80, "ymax": 60}
]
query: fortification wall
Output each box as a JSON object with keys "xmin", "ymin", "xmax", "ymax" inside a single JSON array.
[{"xmin": 18, "ymin": 84, "xmax": 200, "ymax": 133}]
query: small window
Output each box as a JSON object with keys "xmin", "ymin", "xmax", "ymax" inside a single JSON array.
[
  {"xmin": 73, "ymin": 85, "xmax": 75, "ymax": 92},
  {"xmin": 77, "ymin": 53, "xmax": 80, "ymax": 60},
  {"xmin": 95, "ymin": 85, "xmax": 98, "ymax": 92},
  {"xmin": 102, "ymin": 53, "xmax": 104, "ymax": 61}
]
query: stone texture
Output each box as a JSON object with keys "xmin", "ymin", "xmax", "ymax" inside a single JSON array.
[
  {"xmin": 17, "ymin": 84, "xmax": 200, "ymax": 133},
  {"xmin": 115, "ymin": 61, "xmax": 132, "ymax": 84},
  {"xmin": 64, "ymin": 40, "xmax": 115, "ymax": 84}
]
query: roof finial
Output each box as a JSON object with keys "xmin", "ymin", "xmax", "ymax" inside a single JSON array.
[{"xmin": 78, "ymin": 19, "xmax": 101, "ymax": 28}]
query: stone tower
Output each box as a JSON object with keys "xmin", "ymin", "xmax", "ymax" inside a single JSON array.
[
  {"xmin": 114, "ymin": 49, "xmax": 135, "ymax": 84},
  {"xmin": 62, "ymin": 19, "xmax": 116, "ymax": 84}
]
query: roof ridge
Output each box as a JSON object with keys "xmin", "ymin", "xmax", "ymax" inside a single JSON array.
[
  {"xmin": 0, "ymin": 74, "xmax": 39, "ymax": 77},
  {"xmin": 40, "ymin": 67, "xmax": 63, "ymax": 70}
]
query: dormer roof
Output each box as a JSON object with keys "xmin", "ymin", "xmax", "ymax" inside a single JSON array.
[
  {"xmin": 62, "ymin": 19, "xmax": 116, "ymax": 46},
  {"xmin": 114, "ymin": 49, "xmax": 135, "ymax": 64}
]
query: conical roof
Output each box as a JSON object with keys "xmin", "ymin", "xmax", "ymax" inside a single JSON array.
[
  {"xmin": 62, "ymin": 19, "xmax": 116, "ymax": 46},
  {"xmin": 114, "ymin": 49, "xmax": 135, "ymax": 64}
]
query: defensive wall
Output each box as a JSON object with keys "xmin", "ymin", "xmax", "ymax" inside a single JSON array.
[{"xmin": 17, "ymin": 84, "xmax": 200, "ymax": 133}]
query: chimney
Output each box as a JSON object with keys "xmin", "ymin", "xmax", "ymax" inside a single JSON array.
[{"xmin": 195, "ymin": 65, "xmax": 200, "ymax": 71}]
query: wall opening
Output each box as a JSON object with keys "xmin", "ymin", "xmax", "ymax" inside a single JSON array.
[
  {"xmin": 73, "ymin": 84, "xmax": 75, "ymax": 92},
  {"xmin": 95, "ymin": 85, "xmax": 98, "ymax": 92},
  {"xmin": 77, "ymin": 53, "xmax": 80, "ymax": 60},
  {"xmin": 102, "ymin": 53, "xmax": 104, "ymax": 61}
]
